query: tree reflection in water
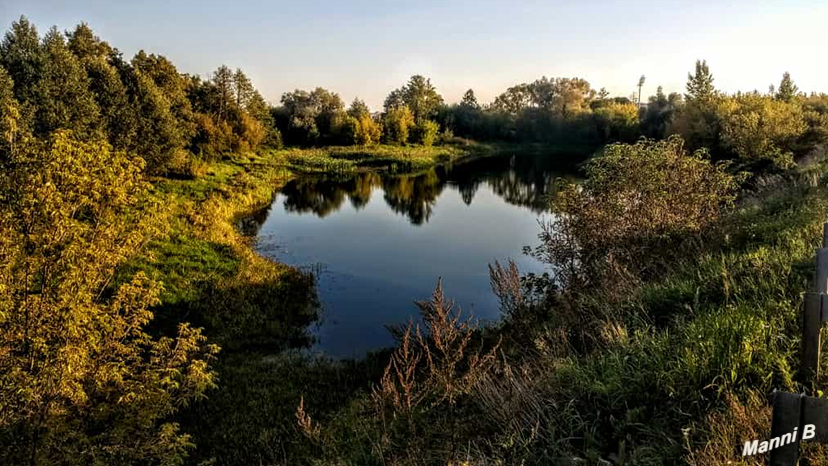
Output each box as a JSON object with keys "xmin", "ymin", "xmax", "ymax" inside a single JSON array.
[{"xmin": 271, "ymin": 152, "xmax": 575, "ymax": 227}]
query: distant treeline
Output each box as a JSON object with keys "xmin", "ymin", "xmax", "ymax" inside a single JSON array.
[{"xmin": 3, "ymin": 15, "xmax": 828, "ymax": 177}]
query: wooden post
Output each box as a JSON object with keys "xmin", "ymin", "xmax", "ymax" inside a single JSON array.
[
  {"xmin": 823, "ymin": 222, "xmax": 828, "ymax": 248},
  {"xmin": 816, "ymin": 248, "xmax": 828, "ymax": 293},
  {"xmin": 770, "ymin": 392, "xmax": 802, "ymax": 466},
  {"xmin": 803, "ymin": 292, "xmax": 822, "ymax": 384}
]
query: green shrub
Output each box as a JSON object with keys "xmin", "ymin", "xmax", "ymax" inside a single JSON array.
[{"xmin": 413, "ymin": 119, "xmax": 439, "ymax": 146}]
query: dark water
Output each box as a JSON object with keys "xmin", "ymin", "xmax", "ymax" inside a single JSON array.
[{"xmin": 246, "ymin": 153, "xmax": 575, "ymax": 357}]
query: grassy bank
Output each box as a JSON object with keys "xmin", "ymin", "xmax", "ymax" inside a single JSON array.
[
  {"xmin": 281, "ymin": 152, "xmax": 828, "ymax": 464},
  {"xmin": 123, "ymin": 142, "xmax": 529, "ymax": 464}
]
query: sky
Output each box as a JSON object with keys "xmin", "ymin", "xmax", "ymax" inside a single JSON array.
[{"xmin": 2, "ymin": 0, "xmax": 826, "ymax": 110}]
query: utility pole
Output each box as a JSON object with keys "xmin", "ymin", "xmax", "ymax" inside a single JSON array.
[{"xmin": 637, "ymin": 75, "xmax": 646, "ymax": 108}]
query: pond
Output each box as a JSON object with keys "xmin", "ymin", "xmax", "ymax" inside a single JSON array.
[{"xmin": 245, "ymin": 152, "xmax": 578, "ymax": 357}]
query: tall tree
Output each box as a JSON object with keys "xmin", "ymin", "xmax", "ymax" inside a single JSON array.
[
  {"xmin": 66, "ymin": 22, "xmax": 112, "ymax": 62},
  {"xmin": 347, "ymin": 98, "xmax": 371, "ymax": 119},
  {"xmin": 460, "ymin": 89, "xmax": 479, "ymax": 109},
  {"xmin": 637, "ymin": 75, "xmax": 646, "ymax": 106},
  {"xmin": 0, "ymin": 16, "xmax": 42, "ymax": 105},
  {"xmin": 775, "ymin": 72, "xmax": 799, "ymax": 102},
  {"xmin": 389, "ymin": 75, "xmax": 444, "ymax": 123},
  {"xmin": 211, "ymin": 65, "xmax": 234, "ymax": 121},
  {"xmin": 685, "ymin": 59, "xmax": 715, "ymax": 101},
  {"xmin": 32, "ymin": 27, "xmax": 100, "ymax": 137},
  {"xmin": 232, "ymin": 68, "xmax": 254, "ymax": 109}
]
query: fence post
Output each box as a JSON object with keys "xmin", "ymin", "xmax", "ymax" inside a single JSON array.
[
  {"xmin": 769, "ymin": 392, "xmax": 802, "ymax": 466},
  {"xmin": 803, "ymin": 293, "xmax": 822, "ymax": 384}
]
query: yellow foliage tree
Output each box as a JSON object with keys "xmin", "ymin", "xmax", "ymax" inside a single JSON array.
[
  {"xmin": 0, "ymin": 131, "xmax": 218, "ymax": 465},
  {"xmin": 720, "ymin": 93, "xmax": 807, "ymax": 167}
]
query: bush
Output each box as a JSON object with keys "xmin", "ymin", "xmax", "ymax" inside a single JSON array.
[
  {"xmin": 383, "ymin": 105, "xmax": 415, "ymax": 145},
  {"xmin": 537, "ymin": 136, "xmax": 738, "ymax": 292},
  {"xmin": 413, "ymin": 119, "xmax": 439, "ymax": 146}
]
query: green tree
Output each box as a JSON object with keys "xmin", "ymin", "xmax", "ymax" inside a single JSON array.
[
  {"xmin": 685, "ymin": 59, "xmax": 715, "ymax": 102},
  {"xmin": 593, "ymin": 102, "xmax": 640, "ymax": 143},
  {"xmin": 720, "ymin": 93, "xmax": 806, "ymax": 167},
  {"xmin": 32, "ymin": 27, "xmax": 100, "ymax": 137},
  {"xmin": 775, "ymin": 72, "xmax": 799, "ymax": 102},
  {"xmin": 383, "ymin": 105, "xmax": 415, "ymax": 145},
  {"xmin": 280, "ymin": 87, "xmax": 344, "ymax": 145},
  {"xmin": 388, "ymin": 75, "xmax": 444, "ymax": 123},
  {"xmin": 0, "ymin": 131, "xmax": 218, "ymax": 465},
  {"xmin": 82, "ymin": 55, "xmax": 136, "ymax": 150},
  {"xmin": 492, "ymin": 84, "xmax": 532, "ymax": 115},
  {"xmin": 66, "ymin": 22, "xmax": 113, "ymax": 61},
  {"xmin": 460, "ymin": 89, "xmax": 479, "ymax": 109},
  {"xmin": 347, "ymin": 98, "xmax": 371, "ymax": 119},
  {"xmin": 413, "ymin": 119, "xmax": 439, "ymax": 146},
  {"xmin": 641, "ymin": 86, "xmax": 683, "ymax": 138},
  {"xmin": 0, "ymin": 16, "xmax": 42, "ymax": 106}
]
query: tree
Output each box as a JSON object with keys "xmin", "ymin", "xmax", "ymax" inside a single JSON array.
[
  {"xmin": 593, "ymin": 102, "xmax": 640, "ymax": 143},
  {"xmin": 0, "ymin": 131, "xmax": 218, "ymax": 465},
  {"xmin": 491, "ymin": 84, "xmax": 532, "ymax": 115},
  {"xmin": 383, "ymin": 105, "xmax": 415, "ymax": 145},
  {"xmin": 387, "ymin": 75, "xmax": 444, "ymax": 123},
  {"xmin": 460, "ymin": 89, "xmax": 479, "ymax": 109},
  {"xmin": 32, "ymin": 27, "xmax": 100, "ymax": 137},
  {"xmin": 279, "ymin": 87, "xmax": 344, "ymax": 145},
  {"xmin": 232, "ymin": 68, "xmax": 254, "ymax": 109},
  {"xmin": 720, "ymin": 93, "xmax": 806, "ymax": 167},
  {"xmin": 82, "ymin": 56, "xmax": 136, "ymax": 150},
  {"xmin": 686, "ymin": 59, "xmax": 715, "ymax": 102},
  {"xmin": 125, "ymin": 68, "xmax": 189, "ymax": 173},
  {"xmin": 637, "ymin": 75, "xmax": 646, "ymax": 106},
  {"xmin": 775, "ymin": 72, "xmax": 799, "ymax": 102},
  {"xmin": 347, "ymin": 98, "xmax": 371, "ymax": 119},
  {"xmin": 641, "ymin": 86, "xmax": 683, "ymax": 138},
  {"xmin": 0, "ymin": 16, "xmax": 42, "ymax": 106},
  {"xmin": 413, "ymin": 119, "xmax": 439, "ymax": 146},
  {"xmin": 66, "ymin": 22, "xmax": 113, "ymax": 61}
]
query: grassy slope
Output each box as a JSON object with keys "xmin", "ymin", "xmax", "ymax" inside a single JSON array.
[
  {"xmin": 477, "ymin": 164, "xmax": 828, "ymax": 464},
  {"xmin": 287, "ymin": 160, "xmax": 828, "ymax": 465},
  {"xmin": 123, "ymin": 143, "xmax": 501, "ymax": 464}
]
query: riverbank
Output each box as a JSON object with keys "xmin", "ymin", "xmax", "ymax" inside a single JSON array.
[{"xmin": 123, "ymin": 141, "xmax": 580, "ymax": 464}]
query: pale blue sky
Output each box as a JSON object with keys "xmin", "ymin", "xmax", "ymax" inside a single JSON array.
[{"xmin": 3, "ymin": 0, "xmax": 825, "ymax": 110}]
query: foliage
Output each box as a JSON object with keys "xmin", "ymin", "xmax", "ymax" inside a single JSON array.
[
  {"xmin": 686, "ymin": 59, "xmax": 716, "ymax": 102},
  {"xmin": 412, "ymin": 119, "xmax": 439, "ymax": 146},
  {"xmin": 537, "ymin": 136, "xmax": 738, "ymax": 292},
  {"xmin": 385, "ymin": 75, "xmax": 444, "ymax": 123},
  {"xmin": 591, "ymin": 101, "xmax": 640, "ymax": 142},
  {"xmin": 719, "ymin": 93, "xmax": 807, "ymax": 168},
  {"xmin": 383, "ymin": 105, "xmax": 415, "ymax": 145},
  {"xmin": 0, "ymin": 131, "xmax": 218, "ymax": 465}
]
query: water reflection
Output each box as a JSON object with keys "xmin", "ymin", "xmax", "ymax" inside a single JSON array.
[
  {"xmin": 250, "ymin": 151, "xmax": 577, "ymax": 357},
  {"xmin": 275, "ymin": 153, "xmax": 568, "ymax": 225}
]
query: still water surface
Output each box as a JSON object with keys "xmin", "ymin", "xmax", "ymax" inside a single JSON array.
[{"xmin": 248, "ymin": 153, "xmax": 574, "ymax": 357}]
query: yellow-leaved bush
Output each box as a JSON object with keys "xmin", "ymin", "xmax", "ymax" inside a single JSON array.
[{"xmin": 0, "ymin": 130, "xmax": 219, "ymax": 465}]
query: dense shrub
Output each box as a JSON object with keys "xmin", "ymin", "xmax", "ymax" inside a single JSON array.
[
  {"xmin": 412, "ymin": 119, "xmax": 439, "ymax": 146},
  {"xmin": 537, "ymin": 136, "xmax": 738, "ymax": 292},
  {"xmin": 383, "ymin": 105, "xmax": 415, "ymax": 145}
]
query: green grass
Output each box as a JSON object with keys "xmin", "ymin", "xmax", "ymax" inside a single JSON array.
[
  {"xmin": 477, "ymin": 165, "xmax": 828, "ymax": 464},
  {"xmin": 270, "ymin": 141, "xmax": 497, "ymax": 174}
]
